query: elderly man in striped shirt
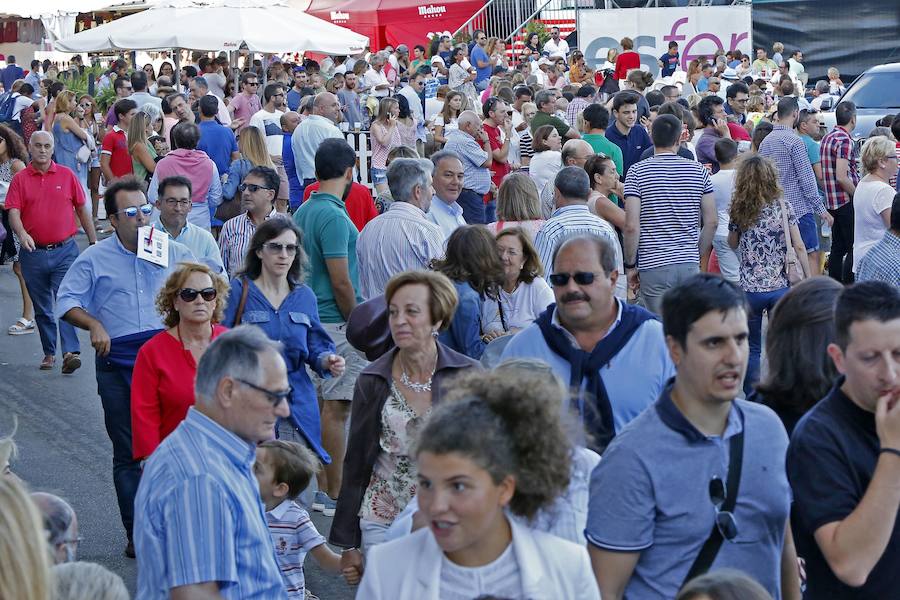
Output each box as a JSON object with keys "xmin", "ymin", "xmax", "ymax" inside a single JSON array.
[
  {"xmin": 356, "ymin": 158, "xmax": 444, "ymax": 299},
  {"xmin": 134, "ymin": 326, "xmax": 290, "ymax": 600},
  {"xmin": 623, "ymin": 114, "xmax": 718, "ymax": 315}
]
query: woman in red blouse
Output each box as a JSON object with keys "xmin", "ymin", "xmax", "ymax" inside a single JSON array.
[
  {"xmin": 131, "ymin": 263, "xmax": 229, "ymax": 460},
  {"xmin": 613, "ymin": 37, "xmax": 642, "ymax": 83}
]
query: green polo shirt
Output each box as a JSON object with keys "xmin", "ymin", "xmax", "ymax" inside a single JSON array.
[
  {"xmin": 583, "ymin": 133, "xmax": 624, "ymax": 176},
  {"xmin": 293, "ymin": 191, "xmax": 362, "ymax": 323},
  {"xmin": 530, "ymin": 110, "xmax": 571, "ymax": 138}
]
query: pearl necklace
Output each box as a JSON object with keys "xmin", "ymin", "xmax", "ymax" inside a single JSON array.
[{"xmin": 399, "ymin": 354, "xmax": 436, "ymax": 393}]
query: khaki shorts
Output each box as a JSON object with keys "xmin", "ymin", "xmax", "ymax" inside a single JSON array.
[{"xmin": 312, "ymin": 322, "xmax": 369, "ymax": 401}]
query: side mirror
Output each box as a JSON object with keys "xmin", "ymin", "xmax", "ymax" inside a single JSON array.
[{"xmin": 820, "ymin": 97, "xmax": 833, "ymax": 111}]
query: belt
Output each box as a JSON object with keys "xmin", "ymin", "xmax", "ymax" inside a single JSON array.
[
  {"xmin": 462, "ymin": 187, "xmax": 486, "ymax": 195},
  {"xmin": 34, "ymin": 237, "xmax": 73, "ymax": 251}
]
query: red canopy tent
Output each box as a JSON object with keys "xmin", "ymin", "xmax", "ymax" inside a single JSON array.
[{"xmin": 299, "ymin": 0, "xmax": 481, "ymax": 51}]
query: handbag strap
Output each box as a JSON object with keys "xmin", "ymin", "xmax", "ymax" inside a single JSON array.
[
  {"xmin": 233, "ymin": 276, "xmax": 250, "ymax": 325},
  {"xmin": 681, "ymin": 430, "xmax": 745, "ymax": 587},
  {"xmin": 777, "ymin": 197, "xmax": 799, "ymax": 264}
]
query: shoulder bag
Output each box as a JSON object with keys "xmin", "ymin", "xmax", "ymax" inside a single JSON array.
[
  {"xmin": 778, "ymin": 197, "xmax": 805, "ymax": 285},
  {"xmin": 232, "ymin": 276, "xmax": 250, "ymax": 325},
  {"xmin": 681, "ymin": 430, "xmax": 745, "ymax": 588}
]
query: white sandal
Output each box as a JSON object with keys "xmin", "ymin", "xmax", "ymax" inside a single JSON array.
[{"xmin": 8, "ymin": 318, "xmax": 35, "ymax": 335}]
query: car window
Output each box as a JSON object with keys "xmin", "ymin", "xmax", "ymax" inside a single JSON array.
[{"xmin": 842, "ymin": 72, "xmax": 900, "ymax": 109}]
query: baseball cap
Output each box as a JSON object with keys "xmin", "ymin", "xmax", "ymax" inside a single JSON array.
[{"xmin": 397, "ymin": 44, "xmax": 409, "ymax": 55}]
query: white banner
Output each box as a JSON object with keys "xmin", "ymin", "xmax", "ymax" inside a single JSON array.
[{"xmin": 578, "ymin": 6, "xmax": 753, "ymax": 77}]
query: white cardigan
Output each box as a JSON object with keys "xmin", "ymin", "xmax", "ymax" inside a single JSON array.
[{"xmin": 356, "ymin": 517, "xmax": 601, "ymax": 600}]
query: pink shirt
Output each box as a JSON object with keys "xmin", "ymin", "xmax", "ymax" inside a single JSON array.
[{"xmin": 230, "ymin": 93, "xmax": 262, "ymax": 134}]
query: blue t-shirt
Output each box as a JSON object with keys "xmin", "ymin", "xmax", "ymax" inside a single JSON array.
[
  {"xmin": 800, "ymin": 134, "xmax": 821, "ymax": 166},
  {"xmin": 286, "ymin": 89, "xmax": 303, "ymax": 112},
  {"xmin": 605, "ymin": 123, "xmax": 653, "ymax": 177},
  {"xmin": 197, "ymin": 120, "xmax": 238, "ymax": 176},
  {"xmin": 471, "ymin": 45, "xmax": 492, "ymax": 84},
  {"xmin": 658, "ymin": 52, "xmax": 680, "ymax": 77}
]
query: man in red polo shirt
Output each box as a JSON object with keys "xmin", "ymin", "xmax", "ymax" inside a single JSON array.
[
  {"xmin": 100, "ymin": 98, "xmax": 138, "ymax": 183},
  {"xmin": 7, "ymin": 131, "xmax": 97, "ymax": 372},
  {"xmin": 482, "ymin": 96, "xmax": 513, "ymax": 223},
  {"xmin": 302, "ymin": 179, "xmax": 378, "ymax": 232}
]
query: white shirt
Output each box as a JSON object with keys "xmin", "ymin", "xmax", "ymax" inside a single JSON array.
[
  {"xmin": 710, "ymin": 168, "xmax": 737, "ymax": 238},
  {"xmin": 529, "ymin": 150, "xmax": 562, "ymax": 192},
  {"xmin": 482, "ymin": 277, "xmax": 555, "ymax": 332},
  {"xmin": 207, "ymin": 92, "xmax": 231, "ymax": 125},
  {"xmin": 543, "ymin": 38, "xmax": 570, "ymax": 59},
  {"xmin": 426, "ymin": 195, "xmax": 466, "ymax": 240},
  {"xmin": 853, "ymin": 179, "xmax": 895, "ymax": 272},
  {"xmin": 425, "ymin": 97, "xmax": 443, "ymax": 123},
  {"xmin": 249, "ymin": 108, "xmax": 286, "ymax": 157},
  {"xmin": 291, "ymin": 115, "xmax": 343, "ymax": 180},
  {"xmin": 364, "ymin": 67, "xmax": 390, "ymax": 98},
  {"xmin": 204, "ymin": 71, "xmax": 227, "ymax": 99}
]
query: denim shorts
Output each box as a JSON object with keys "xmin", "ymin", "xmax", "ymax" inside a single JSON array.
[
  {"xmin": 797, "ymin": 212, "xmax": 819, "ymax": 252},
  {"xmin": 371, "ymin": 167, "xmax": 387, "ymax": 185}
]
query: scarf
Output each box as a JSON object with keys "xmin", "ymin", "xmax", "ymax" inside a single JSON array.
[
  {"xmin": 536, "ymin": 302, "xmax": 656, "ymax": 452},
  {"xmin": 102, "ymin": 329, "xmax": 163, "ymax": 386}
]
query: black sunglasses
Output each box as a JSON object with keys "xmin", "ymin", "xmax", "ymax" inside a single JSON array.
[
  {"xmin": 179, "ymin": 287, "xmax": 217, "ymax": 302},
  {"xmin": 709, "ymin": 477, "xmax": 738, "ymax": 541},
  {"xmin": 549, "ymin": 272, "xmax": 599, "ymax": 287},
  {"xmin": 239, "ymin": 183, "xmax": 274, "ymax": 193},
  {"xmin": 236, "ymin": 378, "xmax": 292, "ymax": 407}
]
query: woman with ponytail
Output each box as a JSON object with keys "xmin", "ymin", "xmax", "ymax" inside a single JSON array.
[{"xmin": 357, "ymin": 369, "xmax": 600, "ymax": 599}]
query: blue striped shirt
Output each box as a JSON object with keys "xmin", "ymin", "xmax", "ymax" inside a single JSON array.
[
  {"xmin": 443, "ymin": 129, "xmax": 491, "ymax": 194},
  {"xmin": 266, "ymin": 500, "xmax": 326, "ymax": 599},
  {"xmin": 356, "ymin": 201, "xmax": 445, "ymax": 299},
  {"xmin": 134, "ymin": 408, "xmax": 286, "ymax": 600},
  {"xmin": 426, "ymin": 196, "xmax": 467, "ymax": 240},
  {"xmin": 534, "ymin": 204, "xmax": 626, "ymax": 298},
  {"xmin": 759, "ymin": 124, "xmax": 826, "ymax": 219},
  {"xmin": 623, "ymin": 153, "xmax": 714, "ymax": 270},
  {"xmin": 856, "ymin": 230, "xmax": 900, "ymax": 285}
]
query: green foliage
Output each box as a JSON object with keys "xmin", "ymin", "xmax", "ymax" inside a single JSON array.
[
  {"xmin": 453, "ymin": 31, "xmax": 471, "ymax": 46},
  {"xmin": 523, "ymin": 20, "xmax": 550, "ymax": 46}
]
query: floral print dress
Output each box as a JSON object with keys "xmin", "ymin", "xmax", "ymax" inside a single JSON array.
[
  {"xmin": 736, "ymin": 199, "xmax": 797, "ymax": 293},
  {"xmin": 360, "ymin": 382, "xmax": 431, "ymax": 525}
]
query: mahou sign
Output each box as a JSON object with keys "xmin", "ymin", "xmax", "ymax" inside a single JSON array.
[{"xmin": 579, "ymin": 6, "xmax": 752, "ymax": 77}]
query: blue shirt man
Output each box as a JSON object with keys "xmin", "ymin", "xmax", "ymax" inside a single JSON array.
[
  {"xmin": 134, "ymin": 327, "xmax": 290, "ymax": 599},
  {"xmin": 605, "ymin": 94, "xmax": 653, "ymax": 176},
  {"xmin": 1, "ymin": 59, "xmax": 24, "ymax": 93},
  {"xmin": 470, "ymin": 34, "xmax": 492, "ymax": 88},
  {"xmin": 197, "ymin": 117, "xmax": 238, "ymax": 176},
  {"xmin": 502, "ymin": 235, "xmax": 673, "ymax": 450},
  {"xmin": 56, "ymin": 181, "xmax": 196, "ymax": 552},
  {"xmin": 586, "ymin": 274, "xmax": 798, "ymax": 600}
]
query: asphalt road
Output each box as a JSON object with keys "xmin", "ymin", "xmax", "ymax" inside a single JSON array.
[{"xmin": 0, "ymin": 232, "xmax": 356, "ymax": 599}]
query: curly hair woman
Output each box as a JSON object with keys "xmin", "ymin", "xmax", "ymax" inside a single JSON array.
[
  {"xmin": 432, "ymin": 225, "xmax": 506, "ymax": 359},
  {"xmin": 728, "ymin": 154, "xmax": 810, "ymax": 395},
  {"xmin": 357, "ymin": 369, "xmax": 600, "ymax": 599}
]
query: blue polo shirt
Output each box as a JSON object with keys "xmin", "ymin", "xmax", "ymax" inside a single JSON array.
[
  {"xmin": 586, "ymin": 382, "xmax": 791, "ymax": 599},
  {"xmin": 197, "ymin": 120, "xmax": 238, "ymax": 176},
  {"xmin": 471, "ymin": 45, "xmax": 492, "ymax": 84},
  {"xmin": 605, "ymin": 122, "xmax": 652, "ymax": 176}
]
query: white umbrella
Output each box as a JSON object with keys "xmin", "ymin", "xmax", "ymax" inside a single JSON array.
[{"xmin": 55, "ymin": 0, "xmax": 369, "ymax": 54}]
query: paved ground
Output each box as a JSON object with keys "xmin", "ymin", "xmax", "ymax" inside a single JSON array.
[{"xmin": 0, "ymin": 231, "xmax": 356, "ymax": 599}]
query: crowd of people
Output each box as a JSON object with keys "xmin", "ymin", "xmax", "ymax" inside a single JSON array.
[{"xmin": 0, "ymin": 29, "xmax": 899, "ymax": 600}]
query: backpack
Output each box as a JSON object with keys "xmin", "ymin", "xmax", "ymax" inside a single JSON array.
[{"xmin": 0, "ymin": 92, "xmax": 22, "ymax": 135}]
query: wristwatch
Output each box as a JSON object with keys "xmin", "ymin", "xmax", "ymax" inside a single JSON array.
[{"xmin": 624, "ymin": 261, "xmax": 637, "ymax": 269}]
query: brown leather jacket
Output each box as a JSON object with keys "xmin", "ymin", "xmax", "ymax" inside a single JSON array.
[{"xmin": 328, "ymin": 342, "xmax": 481, "ymax": 548}]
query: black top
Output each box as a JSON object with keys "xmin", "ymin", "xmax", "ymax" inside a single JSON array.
[{"xmin": 787, "ymin": 378, "xmax": 900, "ymax": 599}]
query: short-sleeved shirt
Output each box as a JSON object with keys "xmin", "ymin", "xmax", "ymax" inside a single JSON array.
[
  {"xmin": 101, "ymin": 126, "xmax": 133, "ymax": 178},
  {"xmin": 443, "ymin": 129, "xmax": 491, "ymax": 194},
  {"xmin": 230, "ymin": 93, "xmax": 262, "ymax": 134},
  {"xmin": 736, "ymin": 199, "xmax": 796, "ymax": 293},
  {"xmin": 582, "ymin": 133, "xmax": 624, "ymax": 175},
  {"xmin": 788, "ymin": 379, "xmax": 900, "ymax": 599},
  {"xmin": 800, "ymin": 133, "xmax": 821, "ymax": 166},
  {"xmin": 658, "ymin": 52, "xmax": 680, "ymax": 77},
  {"xmin": 470, "ymin": 45, "xmax": 492, "ymax": 83},
  {"xmin": 530, "ymin": 110, "xmax": 570, "ymax": 138},
  {"xmin": 197, "ymin": 120, "xmax": 239, "ymax": 175},
  {"xmin": 4, "ymin": 162, "xmax": 86, "ymax": 245},
  {"xmin": 483, "ymin": 123, "xmax": 511, "ymax": 188},
  {"xmin": 293, "ymin": 192, "xmax": 362, "ymax": 323},
  {"xmin": 134, "ymin": 408, "xmax": 286, "ymax": 599},
  {"xmin": 820, "ymin": 125, "xmax": 860, "ymax": 211},
  {"xmin": 249, "ymin": 109, "xmax": 286, "ymax": 158},
  {"xmin": 623, "ymin": 153, "xmax": 713, "ymax": 270},
  {"xmin": 586, "ymin": 383, "xmax": 791, "ymax": 599},
  {"xmin": 266, "ymin": 500, "xmax": 326, "ymax": 600},
  {"xmin": 605, "ymin": 123, "xmax": 652, "ymax": 176}
]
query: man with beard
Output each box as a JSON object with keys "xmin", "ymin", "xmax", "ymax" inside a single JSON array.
[{"xmin": 338, "ymin": 71, "xmax": 365, "ymax": 127}]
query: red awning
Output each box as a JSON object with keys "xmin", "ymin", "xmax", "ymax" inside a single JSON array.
[{"xmin": 302, "ymin": 0, "xmax": 481, "ymax": 51}]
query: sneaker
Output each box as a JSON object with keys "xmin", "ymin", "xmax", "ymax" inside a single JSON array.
[
  {"xmin": 62, "ymin": 352, "xmax": 82, "ymax": 375},
  {"xmin": 312, "ymin": 490, "xmax": 337, "ymax": 517}
]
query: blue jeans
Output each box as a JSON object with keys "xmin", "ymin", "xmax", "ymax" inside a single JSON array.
[
  {"xmin": 18, "ymin": 239, "xmax": 80, "ymax": 357},
  {"xmin": 744, "ymin": 287, "xmax": 789, "ymax": 396},
  {"xmin": 458, "ymin": 188, "xmax": 487, "ymax": 224},
  {"xmin": 96, "ymin": 357, "xmax": 142, "ymax": 539}
]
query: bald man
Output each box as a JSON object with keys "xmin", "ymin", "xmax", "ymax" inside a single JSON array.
[
  {"xmin": 291, "ymin": 92, "xmax": 344, "ymax": 195},
  {"xmin": 540, "ymin": 139, "xmax": 596, "ymax": 217},
  {"xmin": 32, "ymin": 492, "xmax": 79, "ymax": 563},
  {"xmin": 443, "ymin": 109, "xmax": 494, "ymax": 223}
]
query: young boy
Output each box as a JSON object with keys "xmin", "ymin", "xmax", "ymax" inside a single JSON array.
[{"xmin": 255, "ymin": 440, "xmax": 360, "ymax": 598}]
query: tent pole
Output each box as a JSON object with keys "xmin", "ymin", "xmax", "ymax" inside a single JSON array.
[{"xmin": 174, "ymin": 49, "xmax": 181, "ymax": 92}]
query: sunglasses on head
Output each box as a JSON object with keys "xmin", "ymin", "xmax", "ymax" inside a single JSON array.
[
  {"xmin": 179, "ymin": 287, "xmax": 217, "ymax": 302},
  {"xmin": 115, "ymin": 203, "xmax": 154, "ymax": 218},
  {"xmin": 549, "ymin": 272, "xmax": 599, "ymax": 287}
]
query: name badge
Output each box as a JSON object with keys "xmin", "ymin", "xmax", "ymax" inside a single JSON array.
[{"xmin": 137, "ymin": 225, "xmax": 169, "ymax": 268}]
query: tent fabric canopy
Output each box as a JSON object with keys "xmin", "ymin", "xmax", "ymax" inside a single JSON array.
[
  {"xmin": 55, "ymin": 0, "xmax": 369, "ymax": 54},
  {"xmin": 301, "ymin": 0, "xmax": 481, "ymax": 50}
]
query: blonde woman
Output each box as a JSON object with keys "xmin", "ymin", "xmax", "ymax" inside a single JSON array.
[
  {"xmin": 0, "ymin": 477, "xmax": 53, "ymax": 600},
  {"xmin": 852, "ymin": 136, "xmax": 897, "ymax": 272},
  {"xmin": 128, "ymin": 111, "xmax": 157, "ymax": 187},
  {"xmin": 222, "ymin": 126, "xmax": 275, "ymax": 201},
  {"xmin": 487, "ymin": 172, "xmax": 546, "ymax": 238},
  {"xmin": 370, "ymin": 97, "xmax": 402, "ymax": 194}
]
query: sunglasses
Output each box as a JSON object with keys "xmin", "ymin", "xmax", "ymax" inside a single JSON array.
[
  {"xmin": 114, "ymin": 203, "xmax": 154, "ymax": 218},
  {"xmin": 262, "ymin": 242, "xmax": 299, "ymax": 255},
  {"xmin": 239, "ymin": 183, "xmax": 273, "ymax": 193},
  {"xmin": 709, "ymin": 477, "xmax": 738, "ymax": 541},
  {"xmin": 179, "ymin": 287, "xmax": 217, "ymax": 302},
  {"xmin": 549, "ymin": 272, "xmax": 599, "ymax": 287},
  {"xmin": 236, "ymin": 378, "xmax": 292, "ymax": 407}
]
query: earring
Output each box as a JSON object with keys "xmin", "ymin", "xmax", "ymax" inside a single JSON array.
[{"xmin": 432, "ymin": 329, "xmax": 439, "ymax": 338}]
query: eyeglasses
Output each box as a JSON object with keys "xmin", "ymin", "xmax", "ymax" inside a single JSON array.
[
  {"xmin": 178, "ymin": 287, "xmax": 217, "ymax": 302},
  {"xmin": 114, "ymin": 203, "xmax": 154, "ymax": 218},
  {"xmin": 236, "ymin": 378, "xmax": 292, "ymax": 407},
  {"xmin": 239, "ymin": 183, "xmax": 274, "ymax": 193},
  {"xmin": 163, "ymin": 197, "xmax": 192, "ymax": 207},
  {"xmin": 709, "ymin": 477, "xmax": 738, "ymax": 541},
  {"xmin": 262, "ymin": 242, "xmax": 299, "ymax": 255},
  {"xmin": 549, "ymin": 272, "xmax": 599, "ymax": 287}
]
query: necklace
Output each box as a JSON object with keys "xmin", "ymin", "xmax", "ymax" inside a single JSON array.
[{"xmin": 399, "ymin": 352, "xmax": 436, "ymax": 393}]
